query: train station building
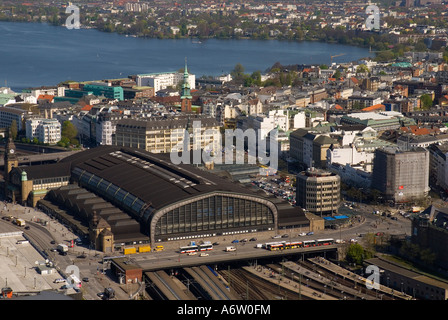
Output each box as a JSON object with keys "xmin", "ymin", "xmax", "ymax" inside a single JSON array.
[{"xmin": 3, "ymin": 145, "xmax": 323, "ymax": 252}]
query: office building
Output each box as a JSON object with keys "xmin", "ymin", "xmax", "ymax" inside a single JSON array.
[
  {"xmin": 112, "ymin": 115, "xmax": 221, "ymax": 154},
  {"xmin": 136, "ymin": 71, "xmax": 195, "ymax": 94},
  {"xmin": 296, "ymin": 168, "xmax": 341, "ymax": 217}
]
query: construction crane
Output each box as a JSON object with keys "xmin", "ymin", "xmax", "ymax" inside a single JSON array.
[{"xmin": 330, "ymin": 53, "xmax": 346, "ymax": 65}]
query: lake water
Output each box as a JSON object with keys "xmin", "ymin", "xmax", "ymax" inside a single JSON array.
[{"xmin": 0, "ymin": 21, "xmax": 372, "ymax": 91}]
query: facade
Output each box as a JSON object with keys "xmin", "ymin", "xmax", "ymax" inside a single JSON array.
[
  {"xmin": 428, "ymin": 142, "xmax": 448, "ymax": 192},
  {"xmin": 411, "ymin": 205, "xmax": 448, "ymax": 272},
  {"xmin": 122, "ymin": 86, "xmax": 155, "ymax": 100},
  {"xmin": 0, "ymin": 106, "xmax": 29, "ymax": 131},
  {"xmin": 296, "ymin": 168, "xmax": 341, "ymax": 217},
  {"xmin": 289, "ymin": 126, "xmax": 338, "ymax": 169},
  {"xmin": 112, "ymin": 115, "xmax": 221, "ymax": 154},
  {"xmin": 347, "ymin": 95, "xmax": 382, "ymax": 109},
  {"xmin": 397, "ymin": 133, "xmax": 448, "ymax": 151},
  {"xmin": 3, "ymin": 137, "xmax": 71, "ymax": 205},
  {"xmin": 82, "ymin": 84, "xmax": 124, "ymax": 101},
  {"xmin": 95, "ymin": 112, "xmax": 127, "ymax": 146},
  {"xmin": 25, "ymin": 118, "xmax": 61, "ymax": 144},
  {"xmin": 340, "ymin": 112, "xmax": 404, "ymax": 132},
  {"xmin": 136, "ymin": 71, "xmax": 195, "ymax": 94},
  {"xmin": 371, "ymin": 147, "xmax": 430, "ymax": 203}
]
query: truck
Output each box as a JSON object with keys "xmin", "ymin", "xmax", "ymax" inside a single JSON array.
[
  {"xmin": 57, "ymin": 244, "xmax": 69, "ymax": 255},
  {"xmin": 123, "ymin": 247, "xmax": 137, "ymax": 255},
  {"xmin": 14, "ymin": 218, "xmax": 26, "ymax": 227},
  {"xmin": 225, "ymin": 246, "xmax": 236, "ymax": 252}
]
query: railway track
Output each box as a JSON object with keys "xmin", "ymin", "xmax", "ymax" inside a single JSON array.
[
  {"xmin": 266, "ymin": 263, "xmax": 345, "ymax": 300},
  {"xmin": 295, "ymin": 259, "xmax": 394, "ymax": 300},
  {"xmin": 219, "ymin": 267, "xmax": 313, "ymax": 300}
]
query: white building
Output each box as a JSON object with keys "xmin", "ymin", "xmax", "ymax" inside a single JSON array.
[
  {"xmin": 26, "ymin": 118, "xmax": 61, "ymax": 144},
  {"xmin": 95, "ymin": 112, "xmax": 127, "ymax": 146},
  {"xmin": 136, "ymin": 71, "xmax": 195, "ymax": 94}
]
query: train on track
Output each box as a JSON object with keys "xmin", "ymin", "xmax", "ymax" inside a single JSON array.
[{"xmin": 263, "ymin": 238, "xmax": 335, "ymax": 251}]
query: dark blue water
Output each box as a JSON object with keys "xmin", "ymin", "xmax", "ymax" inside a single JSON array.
[{"xmin": 0, "ymin": 21, "xmax": 372, "ymax": 91}]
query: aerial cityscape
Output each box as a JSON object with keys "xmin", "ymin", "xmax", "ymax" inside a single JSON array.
[{"xmin": 0, "ymin": 0, "xmax": 447, "ymax": 311}]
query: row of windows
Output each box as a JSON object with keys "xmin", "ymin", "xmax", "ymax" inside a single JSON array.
[
  {"xmin": 154, "ymin": 196, "xmax": 274, "ymax": 236},
  {"xmin": 34, "ymin": 176, "xmax": 69, "ymax": 185}
]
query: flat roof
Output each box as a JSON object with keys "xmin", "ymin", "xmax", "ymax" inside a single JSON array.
[{"xmin": 366, "ymin": 257, "xmax": 448, "ymax": 289}]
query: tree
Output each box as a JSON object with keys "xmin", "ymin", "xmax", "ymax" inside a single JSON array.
[
  {"xmin": 420, "ymin": 94, "xmax": 433, "ymax": 110},
  {"xmin": 346, "ymin": 243, "xmax": 365, "ymax": 265},
  {"xmin": 333, "ymin": 69, "xmax": 342, "ymax": 79},
  {"xmin": 61, "ymin": 121, "xmax": 78, "ymax": 144},
  {"xmin": 57, "ymin": 137, "xmax": 71, "ymax": 148},
  {"xmin": 231, "ymin": 63, "xmax": 245, "ymax": 82},
  {"xmin": 414, "ymin": 40, "xmax": 427, "ymax": 52},
  {"xmin": 356, "ymin": 64, "xmax": 369, "ymax": 74},
  {"xmin": 10, "ymin": 120, "xmax": 18, "ymax": 140}
]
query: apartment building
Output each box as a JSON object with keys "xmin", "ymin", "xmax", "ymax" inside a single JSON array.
[
  {"xmin": 95, "ymin": 112, "xmax": 127, "ymax": 146},
  {"xmin": 25, "ymin": 118, "xmax": 62, "ymax": 144}
]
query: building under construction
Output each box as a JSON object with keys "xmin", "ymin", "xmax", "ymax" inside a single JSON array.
[{"xmin": 371, "ymin": 147, "xmax": 430, "ymax": 203}]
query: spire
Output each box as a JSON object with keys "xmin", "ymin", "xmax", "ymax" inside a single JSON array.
[
  {"xmin": 181, "ymin": 57, "xmax": 192, "ymax": 100},
  {"xmin": 184, "ymin": 57, "xmax": 189, "ymax": 77}
]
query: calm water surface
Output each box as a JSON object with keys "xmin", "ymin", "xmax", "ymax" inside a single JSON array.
[{"xmin": 0, "ymin": 21, "xmax": 372, "ymax": 91}]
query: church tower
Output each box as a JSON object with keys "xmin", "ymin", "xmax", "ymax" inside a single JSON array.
[
  {"xmin": 4, "ymin": 132, "xmax": 18, "ymax": 183},
  {"xmin": 181, "ymin": 58, "xmax": 192, "ymax": 113}
]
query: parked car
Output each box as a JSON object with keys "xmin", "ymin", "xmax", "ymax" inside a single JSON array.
[{"xmin": 54, "ymin": 278, "xmax": 66, "ymax": 284}]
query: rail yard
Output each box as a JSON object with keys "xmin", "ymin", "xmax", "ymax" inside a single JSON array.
[{"xmin": 142, "ymin": 256, "xmax": 413, "ymax": 301}]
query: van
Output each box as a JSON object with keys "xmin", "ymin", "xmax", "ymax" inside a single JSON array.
[{"xmin": 54, "ymin": 278, "xmax": 66, "ymax": 284}]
